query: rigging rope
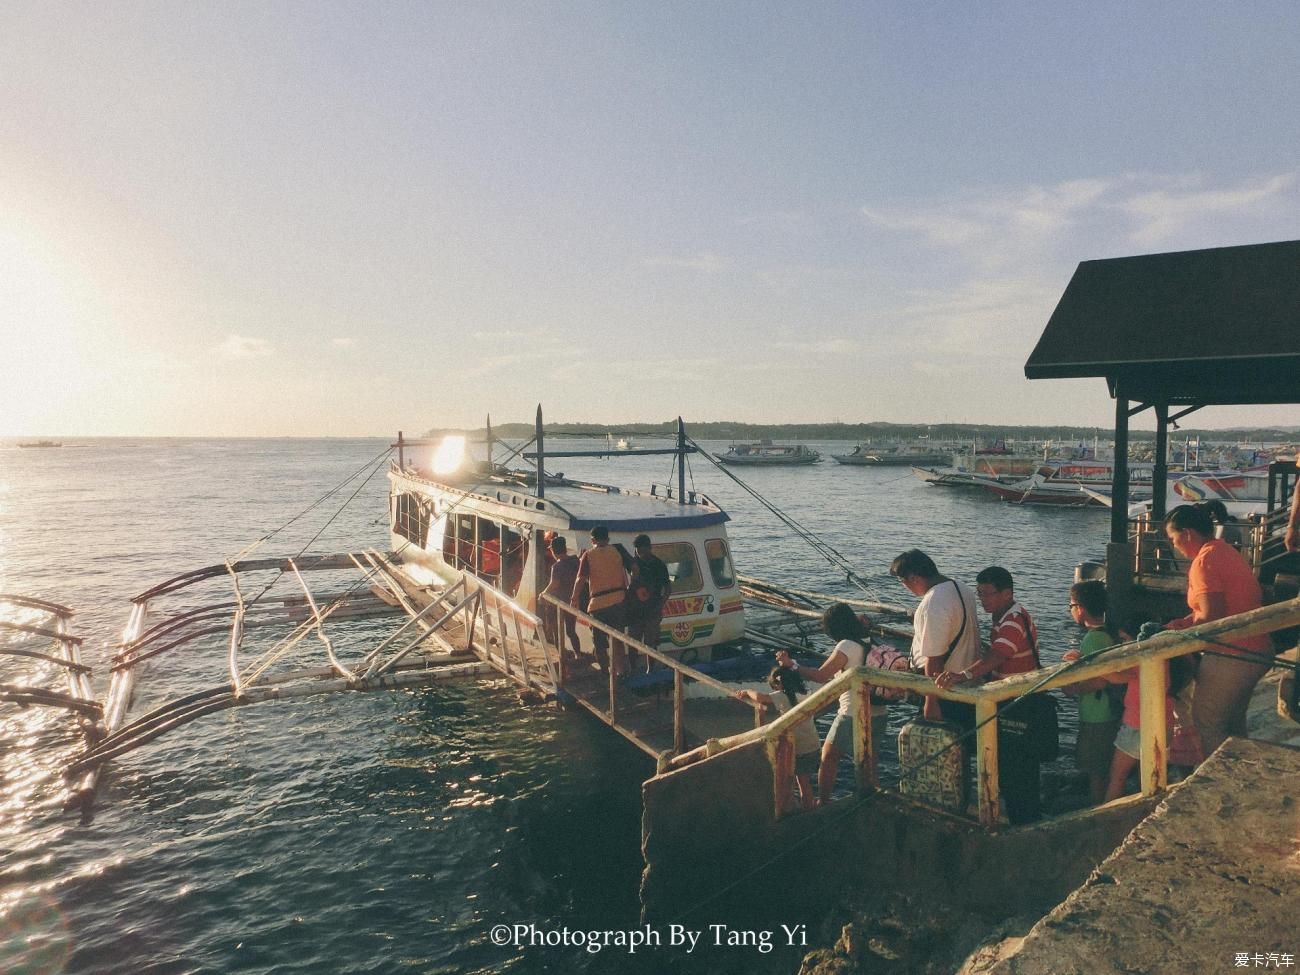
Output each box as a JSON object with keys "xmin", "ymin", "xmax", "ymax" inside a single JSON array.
[{"xmin": 686, "ymin": 435, "xmax": 881, "ymax": 599}]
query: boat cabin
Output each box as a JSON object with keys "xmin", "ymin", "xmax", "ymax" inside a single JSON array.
[{"xmin": 389, "ymin": 458, "xmax": 745, "ymax": 656}]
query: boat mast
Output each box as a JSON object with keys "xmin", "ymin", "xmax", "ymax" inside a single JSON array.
[
  {"xmin": 677, "ymin": 417, "xmax": 686, "ymax": 505},
  {"xmin": 535, "ymin": 405, "xmax": 545, "ymax": 499},
  {"xmin": 486, "ymin": 414, "xmax": 493, "ymax": 471}
]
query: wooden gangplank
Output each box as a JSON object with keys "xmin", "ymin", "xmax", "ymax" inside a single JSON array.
[{"xmin": 370, "ymin": 555, "xmax": 764, "ymax": 764}]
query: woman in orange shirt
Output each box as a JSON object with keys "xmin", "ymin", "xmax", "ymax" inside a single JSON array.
[{"xmin": 1163, "ymin": 503, "xmax": 1271, "ymax": 758}]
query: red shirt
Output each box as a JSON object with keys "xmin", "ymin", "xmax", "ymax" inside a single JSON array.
[{"xmin": 987, "ymin": 601, "xmax": 1039, "ymax": 678}]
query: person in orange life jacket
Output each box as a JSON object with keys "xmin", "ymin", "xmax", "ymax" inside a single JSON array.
[
  {"xmin": 625, "ymin": 533, "xmax": 670, "ymax": 672},
  {"xmin": 939, "ymin": 566, "xmax": 1043, "ymax": 824},
  {"xmin": 478, "ymin": 526, "xmax": 501, "ymax": 579},
  {"xmin": 571, "ymin": 525, "xmax": 632, "ymax": 676},
  {"xmin": 542, "ymin": 535, "xmax": 580, "ymax": 657}
]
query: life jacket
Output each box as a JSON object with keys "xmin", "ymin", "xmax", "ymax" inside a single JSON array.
[
  {"xmin": 479, "ymin": 538, "xmax": 501, "ymax": 575},
  {"xmin": 584, "ymin": 545, "xmax": 627, "ymax": 612}
]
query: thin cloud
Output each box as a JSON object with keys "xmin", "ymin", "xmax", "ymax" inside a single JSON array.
[
  {"xmin": 860, "ymin": 171, "xmax": 1298, "ymax": 268},
  {"xmin": 218, "ymin": 334, "xmax": 274, "ymax": 359},
  {"xmin": 1120, "ymin": 172, "xmax": 1298, "ymax": 246},
  {"xmin": 641, "ymin": 253, "xmax": 731, "ymax": 273}
]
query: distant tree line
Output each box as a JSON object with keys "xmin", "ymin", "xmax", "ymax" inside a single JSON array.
[{"xmin": 422, "ymin": 419, "xmax": 1300, "ymax": 443}]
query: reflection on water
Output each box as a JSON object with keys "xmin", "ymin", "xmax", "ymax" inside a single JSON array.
[{"xmin": 0, "ymin": 438, "xmax": 1109, "ymax": 973}]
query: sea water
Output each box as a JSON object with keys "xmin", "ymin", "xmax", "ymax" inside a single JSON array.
[{"xmin": 0, "ymin": 438, "xmax": 1106, "ymax": 974}]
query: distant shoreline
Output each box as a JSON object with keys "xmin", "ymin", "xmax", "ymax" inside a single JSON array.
[{"xmin": 421, "ymin": 420, "xmax": 1300, "ymax": 444}]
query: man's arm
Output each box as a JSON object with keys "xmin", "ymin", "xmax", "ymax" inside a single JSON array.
[{"xmin": 1285, "ymin": 471, "xmax": 1300, "ymax": 553}]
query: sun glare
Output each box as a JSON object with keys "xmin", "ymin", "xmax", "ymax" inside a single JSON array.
[{"xmin": 432, "ymin": 436, "xmax": 467, "ymax": 475}]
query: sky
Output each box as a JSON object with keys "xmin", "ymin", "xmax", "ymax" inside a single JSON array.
[{"xmin": 1, "ymin": 1, "xmax": 1297, "ymax": 437}]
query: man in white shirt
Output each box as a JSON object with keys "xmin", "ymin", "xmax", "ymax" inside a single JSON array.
[{"xmin": 889, "ymin": 549, "xmax": 980, "ymax": 723}]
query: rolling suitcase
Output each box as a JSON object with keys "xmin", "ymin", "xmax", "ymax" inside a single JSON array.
[{"xmin": 898, "ymin": 718, "xmax": 965, "ymax": 811}]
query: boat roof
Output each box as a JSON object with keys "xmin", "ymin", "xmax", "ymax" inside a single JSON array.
[
  {"xmin": 543, "ymin": 481, "xmax": 731, "ymax": 531},
  {"xmin": 394, "ymin": 467, "xmax": 730, "ymax": 533},
  {"xmin": 1025, "ymin": 239, "xmax": 1300, "ymax": 405}
]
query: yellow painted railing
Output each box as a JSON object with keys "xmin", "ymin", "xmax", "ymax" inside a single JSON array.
[{"xmin": 664, "ymin": 595, "xmax": 1300, "ymax": 829}]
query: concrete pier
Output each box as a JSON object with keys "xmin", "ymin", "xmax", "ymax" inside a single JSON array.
[
  {"xmin": 968, "ymin": 736, "xmax": 1299, "ymax": 974},
  {"xmin": 964, "ymin": 658, "xmax": 1300, "ymax": 974}
]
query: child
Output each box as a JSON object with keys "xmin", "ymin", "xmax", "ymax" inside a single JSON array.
[
  {"xmin": 1059, "ymin": 581, "xmax": 1124, "ymax": 805},
  {"xmin": 737, "ymin": 664, "xmax": 820, "ymax": 810},
  {"xmin": 1102, "ymin": 633, "xmax": 1202, "ymax": 803}
]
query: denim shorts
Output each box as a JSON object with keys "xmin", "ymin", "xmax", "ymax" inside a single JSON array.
[{"xmin": 1114, "ymin": 723, "xmax": 1141, "ymax": 760}]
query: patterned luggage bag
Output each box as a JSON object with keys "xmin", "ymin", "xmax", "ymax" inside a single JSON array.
[{"xmin": 898, "ymin": 718, "xmax": 964, "ymax": 811}]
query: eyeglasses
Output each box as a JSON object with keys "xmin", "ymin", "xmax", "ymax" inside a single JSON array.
[{"xmin": 1068, "ymin": 603, "xmax": 1081, "ymax": 609}]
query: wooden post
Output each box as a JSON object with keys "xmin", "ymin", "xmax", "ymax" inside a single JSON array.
[
  {"xmin": 1111, "ymin": 385, "xmax": 1130, "ymax": 545},
  {"xmin": 1152, "ymin": 403, "xmax": 1169, "ymax": 523},
  {"xmin": 608, "ymin": 636, "xmax": 618, "ymax": 725},
  {"xmin": 975, "ymin": 698, "xmax": 1000, "ymax": 828},
  {"xmin": 772, "ymin": 731, "xmax": 796, "ymax": 818},
  {"xmin": 1138, "ymin": 658, "xmax": 1168, "ymax": 796},
  {"xmin": 556, "ymin": 604, "xmax": 569, "ymax": 688},
  {"xmin": 397, "ymin": 430, "xmax": 405, "ymax": 470},
  {"xmin": 673, "ymin": 669, "xmax": 685, "ymax": 753},
  {"xmin": 852, "ymin": 675, "xmax": 877, "ymax": 791}
]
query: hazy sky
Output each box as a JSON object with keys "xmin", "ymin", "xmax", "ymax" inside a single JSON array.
[{"xmin": 2, "ymin": 2, "xmax": 1297, "ymax": 437}]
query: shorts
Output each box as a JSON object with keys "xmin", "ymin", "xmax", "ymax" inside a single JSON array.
[
  {"xmin": 828, "ymin": 712, "xmax": 854, "ymax": 755},
  {"xmin": 1076, "ymin": 719, "xmax": 1120, "ymax": 776},
  {"xmin": 827, "ymin": 709, "xmax": 890, "ymax": 756},
  {"xmin": 1114, "ymin": 723, "xmax": 1141, "ymax": 760},
  {"xmin": 795, "ymin": 751, "xmax": 820, "ymax": 777}
]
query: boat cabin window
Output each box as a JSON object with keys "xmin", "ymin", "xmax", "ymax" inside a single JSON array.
[
  {"xmin": 439, "ymin": 513, "xmax": 528, "ymax": 593},
  {"xmin": 650, "ymin": 541, "xmax": 701, "ymax": 595},
  {"xmin": 393, "ymin": 493, "xmax": 430, "ymax": 547},
  {"xmin": 704, "ymin": 538, "xmax": 736, "ymax": 589}
]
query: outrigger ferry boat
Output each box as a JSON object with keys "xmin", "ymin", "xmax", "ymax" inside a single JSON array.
[
  {"xmin": 388, "ymin": 424, "xmax": 745, "ymax": 656},
  {"xmin": 716, "ymin": 440, "xmax": 821, "ymax": 466}
]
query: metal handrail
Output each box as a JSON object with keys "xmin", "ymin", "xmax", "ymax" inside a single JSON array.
[{"xmin": 663, "ymin": 595, "xmax": 1300, "ymax": 829}]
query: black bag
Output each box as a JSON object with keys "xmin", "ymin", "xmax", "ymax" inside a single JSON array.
[{"xmin": 998, "ymin": 693, "xmax": 1060, "ymax": 763}]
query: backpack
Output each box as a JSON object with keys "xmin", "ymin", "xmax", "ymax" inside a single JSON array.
[{"xmin": 862, "ymin": 639, "xmax": 912, "ymax": 702}]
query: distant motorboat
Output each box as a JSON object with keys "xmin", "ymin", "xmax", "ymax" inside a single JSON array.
[
  {"xmin": 716, "ymin": 441, "xmax": 821, "ymax": 466},
  {"xmin": 17, "ymin": 440, "xmax": 63, "ymax": 449},
  {"xmin": 616, "ymin": 437, "xmax": 633, "ymax": 450},
  {"xmin": 832, "ymin": 442, "xmax": 952, "ymax": 466},
  {"xmin": 980, "ymin": 460, "xmax": 1158, "ymax": 507}
]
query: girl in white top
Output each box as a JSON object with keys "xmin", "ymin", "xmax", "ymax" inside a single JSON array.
[
  {"xmin": 776, "ymin": 603, "xmax": 889, "ymax": 807},
  {"xmin": 737, "ymin": 666, "xmax": 819, "ymax": 810}
]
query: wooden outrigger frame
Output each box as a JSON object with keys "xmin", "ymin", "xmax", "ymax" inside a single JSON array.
[{"xmin": 0, "ymin": 594, "xmax": 101, "ymax": 732}]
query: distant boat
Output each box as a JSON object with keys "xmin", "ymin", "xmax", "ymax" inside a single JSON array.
[
  {"xmin": 616, "ymin": 437, "xmax": 633, "ymax": 450},
  {"xmin": 832, "ymin": 442, "xmax": 954, "ymax": 466},
  {"xmin": 716, "ymin": 440, "xmax": 821, "ymax": 466},
  {"xmin": 17, "ymin": 440, "xmax": 62, "ymax": 449}
]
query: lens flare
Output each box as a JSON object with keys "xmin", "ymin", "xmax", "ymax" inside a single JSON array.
[{"xmin": 432, "ymin": 436, "xmax": 466, "ymax": 475}]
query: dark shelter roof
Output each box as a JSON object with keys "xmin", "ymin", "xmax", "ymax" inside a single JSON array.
[{"xmin": 1025, "ymin": 240, "xmax": 1300, "ymax": 405}]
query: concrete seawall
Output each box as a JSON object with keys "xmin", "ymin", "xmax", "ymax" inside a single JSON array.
[
  {"xmin": 967, "ymin": 736, "xmax": 1300, "ymax": 974},
  {"xmin": 641, "ymin": 738, "xmax": 1153, "ymax": 929}
]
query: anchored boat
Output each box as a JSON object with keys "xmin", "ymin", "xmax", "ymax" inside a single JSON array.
[
  {"xmin": 832, "ymin": 442, "xmax": 952, "ymax": 466},
  {"xmin": 716, "ymin": 440, "xmax": 821, "ymax": 466}
]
